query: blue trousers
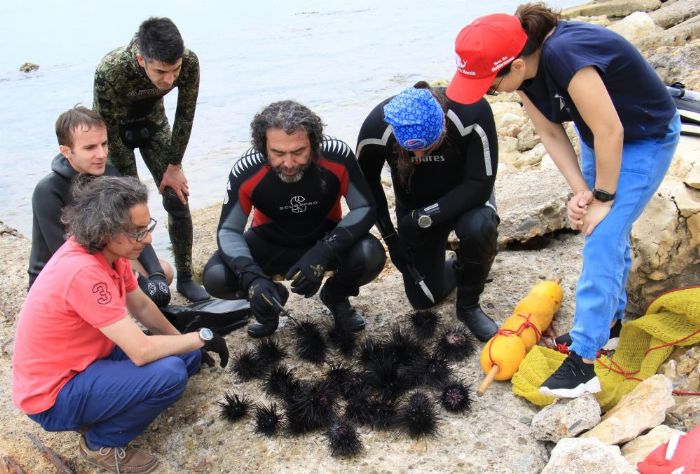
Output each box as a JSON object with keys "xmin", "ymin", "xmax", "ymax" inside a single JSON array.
[
  {"xmin": 29, "ymin": 347, "xmax": 201, "ymax": 448},
  {"xmin": 570, "ymin": 113, "xmax": 680, "ymax": 360}
]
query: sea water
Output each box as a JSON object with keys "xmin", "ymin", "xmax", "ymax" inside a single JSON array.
[{"xmin": 0, "ymin": 0, "xmax": 580, "ymax": 258}]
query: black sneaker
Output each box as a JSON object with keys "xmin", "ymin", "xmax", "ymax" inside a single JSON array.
[
  {"xmin": 539, "ymin": 351, "xmax": 601, "ymax": 398},
  {"xmin": 555, "ymin": 319, "xmax": 622, "ymax": 351},
  {"xmin": 319, "ymin": 286, "xmax": 365, "ymax": 332}
]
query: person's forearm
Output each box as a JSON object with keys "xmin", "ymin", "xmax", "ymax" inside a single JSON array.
[
  {"xmin": 134, "ymin": 332, "xmax": 202, "ymax": 366},
  {"xmin": 592, "ymin": 129, "xmax": 623, "ymax": 194},
  {"xmin": 537, "ymin": 125, "xmax": 588, "ymax": 193}
]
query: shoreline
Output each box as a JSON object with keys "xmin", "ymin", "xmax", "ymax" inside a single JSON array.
[{"xmin": 2, "ymin": 2, "xmax": 700, "ymax": 472}]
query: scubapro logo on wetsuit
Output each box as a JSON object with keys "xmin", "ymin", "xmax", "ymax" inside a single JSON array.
[
  {"xmin": 410, "ymin": 154, "xmax": 445, "ymax": 163},
  {"xmin": 280, "ymin": 195, "xmax": 318, "ymax": 213}
]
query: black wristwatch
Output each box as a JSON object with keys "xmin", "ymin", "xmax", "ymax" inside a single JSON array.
[
  {"xmin": 198, "ymin": 327, "xmax": 214, "ymax": 342},
  {"xmin": 593, "ymin": 188, "xmax": 616, "ymax": 202}
]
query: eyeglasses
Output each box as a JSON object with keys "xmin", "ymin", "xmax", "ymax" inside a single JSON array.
[
  {"xmin": 486, "ymin": 75, "xmax": 505, "ymax": 96},
  {"xmin": 126, "ymin": 217, "xmax": 157, "ymax": 242}
]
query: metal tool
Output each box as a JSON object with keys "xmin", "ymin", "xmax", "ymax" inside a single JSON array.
[
  {"xmin": 261, "ymin": 293, "xmax": 300, "ymax": 326},
  {"xmin": 406, "ymin": 264, "xmax": 435, "ymax": 304}
]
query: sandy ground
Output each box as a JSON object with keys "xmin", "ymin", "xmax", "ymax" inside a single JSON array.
[{"xmin": 0, "ymin": 212, "xmax": 583, "ymax": 473}]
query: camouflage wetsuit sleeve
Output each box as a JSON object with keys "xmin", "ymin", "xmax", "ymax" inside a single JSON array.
[
  {"xmin": 93, "ymin": 47, "xmax": 129, "ymax": 159},
  {"xmin": 169, "ymin": 51, "xmax": 199, "ymax": 166}
]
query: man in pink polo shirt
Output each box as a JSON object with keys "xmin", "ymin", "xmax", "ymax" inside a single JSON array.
[{"xmin": 12, "ymin": 176, "xmax": 228, "ymax": 474}]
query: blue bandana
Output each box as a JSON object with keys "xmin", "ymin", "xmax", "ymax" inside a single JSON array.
[{"xmin": 383, "ymin": 88, "xmax": 444, "ymax": 151}]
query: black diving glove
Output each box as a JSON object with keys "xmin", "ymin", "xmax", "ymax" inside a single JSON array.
[
  {"xmin": 384, "ymin": 233, "xmax": 412, "ymax": 275},
  {"xmin": 201, "ymin": 334, "xmax": 229, "ymax": 368},
  {"xmin": 286, "ymin": 241, "xmax": 334, "ymax": 297},
  {"xmin": 248, "ymin": 278, "xmax": 289, "ymax": 324},
  {"xmin": 138, "ymin": 272, "xmax": 171, "ymax": 307}
]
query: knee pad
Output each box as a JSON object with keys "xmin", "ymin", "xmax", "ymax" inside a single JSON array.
[
  {"xmin": 455, "ymin": 207, "xmax": 499, "ymax": 260},
  {"xmin": 162, "ymin": 188, "xmax": 190, "ymax": 219},
  {"xmin": 119, "ymin": 119, "xmax": 153, "ymax": 149},
  {"xmin": 202, "ymin": 252, "xmax": 241, "ymax": 299},
  {"xmin": 350, "ymin": 235, "xmax": 386, "ymax": 286}
]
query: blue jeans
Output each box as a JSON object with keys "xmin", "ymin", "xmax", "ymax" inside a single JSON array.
[
  {"xmin": 569, "ymin": 113, "xmax": 680, "ymax": 360},
  {"xmin": 29, "ymin": 347, "xmax": 201, "ymax": 448}
]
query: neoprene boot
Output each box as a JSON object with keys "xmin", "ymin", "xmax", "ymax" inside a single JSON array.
[
  {"xmin": 319, "ymin": 279, "xmax": 365, "ymax": 332},
  {"xmin": 176, "ymin": 273, "xmax": 211, "ymax": 302},
  {"xmin": 453, "ymin": 258, "xmax": 497, "ymax": 342},
  {"xmin": 246, "ymin": 318, "xmax": 279, "ymax": 338}
]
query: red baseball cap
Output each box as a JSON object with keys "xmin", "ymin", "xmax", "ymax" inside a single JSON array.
[{"xmin": 446, "ymin": 14, "xmax": 528, "ymax": 104}]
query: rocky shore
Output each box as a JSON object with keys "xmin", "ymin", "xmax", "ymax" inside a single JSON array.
[{"xmin": 1, "ymin": 1, "xmax": 699, "ymax": 472}]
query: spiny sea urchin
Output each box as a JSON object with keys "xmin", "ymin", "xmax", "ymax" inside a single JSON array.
[
  {"xmin": 293, "ymin": 321, "xmax": 327, "ymax": 364},
  {"xmin": 435, "ymin": 326, "xmax": 476, "ymax": 361},
  {"xmin": 254, "ymin": 337, "xmax": 287, "ymax": 367},
  {"xmin": 218, "ymin": 392, "xmax": 252, "ymax": 422},
  {"xmin": 327, "ymin": 323, "xmax": 356, "ymax": 358},
  {"xmin": 408, "ymin": 310, "xmax": 440, "ymax": 340},
  {"xmin": 326, "ymin": 421, "xmax": 363, "ymax": 457},
  {"xmin": 384, "ymin": 325, "xmax": 424, "ymax": 366},
  {"xmin": 232, "ymin": 348, "xmax": 264, "ymax": 381},
  {"xmin": 440, "ymin": 382, "xmax": 472, "ymax": 413},
  {"xmin": 284, "ymin": 380, "xmax": 337, "ymax": 434},
  {"xmin": 398, "ymin": 391, "xmax": 438, "ymax": 438},
  {"xmin": 263, "ymin": 365, "xmax": 300, "ymax": 401},
  {"xmin": 254, "ymin": 403, "xmax": 281, "ymax": 436}
]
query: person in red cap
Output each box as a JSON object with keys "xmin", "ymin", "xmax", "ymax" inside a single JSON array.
[{"xmin": 447, "ymin": 3, "xmax": 680, "ymax": 398}]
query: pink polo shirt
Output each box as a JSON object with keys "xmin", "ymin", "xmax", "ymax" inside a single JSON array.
[{"xmin": 12, "ymin": 237, "xmax": 137, "ymax": 414}]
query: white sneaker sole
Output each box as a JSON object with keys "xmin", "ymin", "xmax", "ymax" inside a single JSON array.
[
  {"xmin": 539, "ymin": 376, "xmax": 602, "ymax": 398},
  {"xmin": 602, "ymin": 337, "xmax": 619, "ymax": 351}
]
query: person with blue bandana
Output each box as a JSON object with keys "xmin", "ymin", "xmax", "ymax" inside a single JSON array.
[
  {"xmin": 357, "ymin": 82, "xmax": 499, "ymax": 342},
  {"xmin": 446, "ymin": 3, "xmax": 680, "ymax": 398}
]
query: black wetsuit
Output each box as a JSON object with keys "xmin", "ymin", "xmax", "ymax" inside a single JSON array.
[
  {"xmin": 203, "ymin": 136, "xmax": 385, "ymax": 300},
  {"xmin": 357, "ymin": 89, "xmax": 499, "ymax": 309},
  {"xmin": 28, "ymin": 155, "xmax": 164, "ymax": 288}
]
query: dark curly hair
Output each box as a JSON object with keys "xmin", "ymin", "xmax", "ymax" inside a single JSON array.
[
  {"xmin": 61, "ymin": 176, "xmax": 149, "ymax": 252},
  {"xmin": 250, "ymin": 100, "xmax": 325, "ymax": 159}
]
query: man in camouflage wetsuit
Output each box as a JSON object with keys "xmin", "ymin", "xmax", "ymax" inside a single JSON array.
[{"xmin": 93, "ymin": 17, "xmax": 209, "ymax": 301}]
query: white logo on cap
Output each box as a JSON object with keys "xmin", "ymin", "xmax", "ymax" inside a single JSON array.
[
  {"xmin": 491, "ymin": 55, "xmax": 515, "ymax": 72},
  {"xmin": 455, "ymin": 54, "xmax": 474, "ymax": 76}
]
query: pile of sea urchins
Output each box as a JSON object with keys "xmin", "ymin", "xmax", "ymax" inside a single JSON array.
[{"xmin": 218, "ymin": 309, "xmax": 475, "ymax": 458}]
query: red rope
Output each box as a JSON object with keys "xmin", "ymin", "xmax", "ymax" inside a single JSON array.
[
  {"xmin": 554, "ymin": 329, "xmax": 700, "ymax": 396},
  {"xmin": 511, "ymin": 312, "xmax": 543, "ymax": 341}
]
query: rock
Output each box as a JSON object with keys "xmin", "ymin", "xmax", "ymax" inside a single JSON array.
[
  {"xmin": 495, "ymin": 167, "xmax": 570, "ymax": 247},
  {"xmin": 666, "ymin": 397, "xmax": 700, "ymax": 430},
  {"xmin": 686, "ymin": 164, "xmax": 700, "ymax": 189},
  {"xmin": 531, "ymin": 394, "xmax": 601, "ymax": 442},
  {"xmin": 640, "ymin": 16, "xmax": 700, "ymax": 49},
  {"xmin": 608, "ymin": 11, "xmax": 660, "ymax": 46},
  {"xmin": 582, "ymin": 375, "xmax": 675, "ymax": 444},
  {"xmin": 541, "ymin": 437, "xmax": 636, "ymax": 474},
  {"xmin": 0, "ymin": 222, "xmax": 30, "ymax": 322},
  {"xmin": 626, "ymin": 143, "xmax": 700, "ymax": 314},
  {"xmin": 516, "ymin": 123, "xmax": 540, "ymax": 151},
  {"xmin": 662, "ymin": 359, "xmax": 679, "ymax": 379},
  {"xmin": 645, "ymin": 39, "xmax": 700, "ymax": 90},
  {"xmin": 562, "ymin": 0, "xmax": 662, "ymax": 19},
  {"xmin": 649, "ymin": 0, "xmax": 700, "ymax": 28},
  {"xmin": 18, "ymin": 62, "xmax": 39, "ymax": 73},
  {"xmin": 621, "ymin": 425, "xmax": 685, "ymax": 466}
]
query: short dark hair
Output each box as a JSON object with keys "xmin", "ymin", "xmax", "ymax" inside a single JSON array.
[
  {"xmin": 250, "ymin": 100, "xmax": 324, "ymax": 159},
  {"xmin": 61, "ymin": 176, "xmax": 149, "ymax": 252},
  {"xmin": 55, "ymin": 105, "xmax": 106, "ymax": 148},
  {"xmin": 135, "ymin": 17, "xmax": 184, "ymax": 64}
]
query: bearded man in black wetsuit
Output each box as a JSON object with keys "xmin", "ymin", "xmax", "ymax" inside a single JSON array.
[
  {"xmin": 356, "ymin": 82, "xmax": 499, "ymax": 341},
  {"xmin": 203, "ymin": 100, "xmax": 386, "ymax": 337}
]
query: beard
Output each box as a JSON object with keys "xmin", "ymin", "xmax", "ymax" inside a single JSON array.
[{"xmin": 274, "ymin": 162, "xmax": 310, "ymax": 183}]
